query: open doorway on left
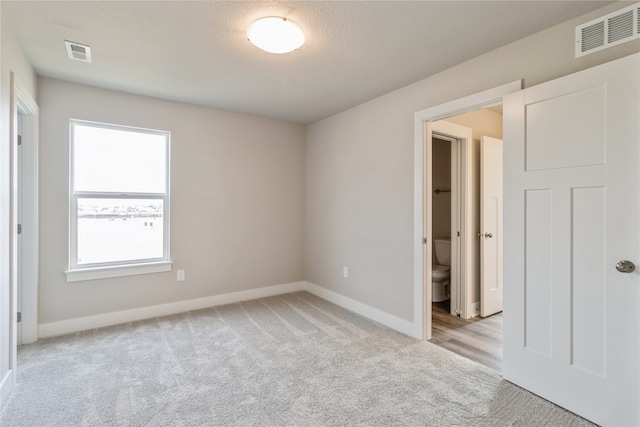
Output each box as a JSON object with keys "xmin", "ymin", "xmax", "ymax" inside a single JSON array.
[{"xmin": 12, "ymin": 78, "xmax": 40, "ymax": 348}]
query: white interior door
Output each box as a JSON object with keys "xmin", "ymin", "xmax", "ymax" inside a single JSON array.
[
  {"xmin": 503, "ymin": 53, "xmax": 640, "ymax": 426},
  {"xmin": 480, "ymin": 136, "xmax": 502, "ymax": 317}
]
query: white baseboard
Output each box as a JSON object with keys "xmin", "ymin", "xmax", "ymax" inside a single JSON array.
[
  {"xmin": 470, "ymin": 302, "xmax": 481, "ymax": 318},
  {"xmin": 38, "ymin": 281, "xmax": 305, "ymax": 339},
  {"xmin": 303, "ymin": 281, "xmax": 416, "ymax": 337},
  {"xmin": 38, "ymin": 281, "xmax": 417, "ymax": 340}
]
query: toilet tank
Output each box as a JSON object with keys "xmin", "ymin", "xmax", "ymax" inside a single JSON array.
[{"xmin": 434, "ymin": 239, "xmax": 451, "ymax": 266}]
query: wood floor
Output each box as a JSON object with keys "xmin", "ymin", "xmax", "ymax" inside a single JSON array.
[{"xmin": 429, "ymin": 301, "xmax": 503, "ymax": 372}]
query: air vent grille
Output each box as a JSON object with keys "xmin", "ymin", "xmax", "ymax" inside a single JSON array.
[
  {"xmin": 65, "ymin": 40, "xmax": 92, "ymax": 63},
  {"xmin": 581, "ymin": 21, "xmax": 605, "ymax": 52},
  {"xmin": 608, "ymin": 10, "xmax": 634, "ymax": 43},
  {"xmin": 576, "ymin": 2, "xmax": 640, "ymax": 57}
]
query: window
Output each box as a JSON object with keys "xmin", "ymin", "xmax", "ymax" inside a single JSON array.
[{"xmin": 67, "ymin": 120, "xmax": 171, "ymax": 282}]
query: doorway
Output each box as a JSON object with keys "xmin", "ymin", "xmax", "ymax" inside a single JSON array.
[
  {"xmin": 1, "ymin": 75, "xmax": 38, "ymax": 403},
  {"xmin": 431, "ymin": 136, "xmax": 454, "ymax": 313},
  {"xmin": 412, "ymin": 80, "xmax": 520, "ymax": 342},
  {"xmin": 12, "ymin": 77, "xmax": 39, "ymax": 347},
  {"xmin": 429, "ymin": 124, "xmax": 472, "ymax": 319},
  {"xmin": 434, "ymin": 108, "xmax": 504, "ymax": 316},
  {"xmin": 428, "ymin": 109, "xmax": 504, "ymax": 370}
]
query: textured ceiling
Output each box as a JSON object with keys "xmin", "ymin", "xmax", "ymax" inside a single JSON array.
[{"xmin": 2, "ymin": 1, "xmax": 612, "ymax": 124}]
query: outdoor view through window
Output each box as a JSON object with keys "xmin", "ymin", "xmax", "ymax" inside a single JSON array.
[{"xmin": 70, "ymin": 121, "xmax": 170, "ymax": 269}]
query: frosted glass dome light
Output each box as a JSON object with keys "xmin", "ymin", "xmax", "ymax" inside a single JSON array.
[{"xmin": 247, "ymin": 17, "xmax": 305, "ymax": 54}]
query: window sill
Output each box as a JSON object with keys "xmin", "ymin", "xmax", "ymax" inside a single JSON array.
[{"xmin": 65, "ymin": 261, "xmax": 173, "ymax": 283}]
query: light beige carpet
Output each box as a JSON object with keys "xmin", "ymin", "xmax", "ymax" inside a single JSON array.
[{"xmin": 0, "ymin": 291, "xmax": 594, "ymax": 426}]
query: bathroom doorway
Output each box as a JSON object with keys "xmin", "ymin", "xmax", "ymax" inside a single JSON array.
[
  {"xmin": 414, "ymin": 81, "xmax": 518, "ymax": 336},
  {"xmin": 428, "ymin": 107, "xmax": 504, "ymax": 370},
  {"xmin": 431, "ymin": 129, "xmax": 471, "ymax": 318},
  {"xmin": 431, "ymin": 136, "xmax": 453, "ymax": 311},
  {"xmin": 430, "ymin": 107, "xmax": 503, "ymax": 317}
]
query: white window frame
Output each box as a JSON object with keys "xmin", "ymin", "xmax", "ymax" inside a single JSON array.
[{"xmin": 66, "ymin": 120, "xmax": 172, "ymax": 282}]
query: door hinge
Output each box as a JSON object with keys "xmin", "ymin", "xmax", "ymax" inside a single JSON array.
[
  {"xmin": 17, "ymin": 135, "xmax": 22, "ymax": 146},
  {"xmin": 422, "ymin": 237, "xmax": 427, "ymax": 244},
  {"xmin": 17, "ymin": 224, "xmax": 22, "ymax": 234},
  {"xmin": 17, "ymin": 312, "xmax": 21, "ymax": 323}
]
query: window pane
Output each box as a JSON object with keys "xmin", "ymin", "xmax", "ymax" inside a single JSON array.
[
  {"xmin": 77, "ymin": 198, "xmax": 164, "ymax": 265},
  {"xmin": 74, "ymin": 124, "xmax": 167, "ymax": 193}
]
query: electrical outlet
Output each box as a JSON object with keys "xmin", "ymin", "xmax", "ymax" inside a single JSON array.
[
  {"xmin": 343, "ymin": 266, "xmax": 349, "ymax": 278},
  {"xmin": 177, "ymin": 269, "xmax": 185, "ymax": 282}
]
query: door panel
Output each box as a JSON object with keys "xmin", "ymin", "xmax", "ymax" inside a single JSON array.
[
  {"xmin": 480, "ymin": 136, "xmax": 503, "ymax": 317},
  {"xmin": 571, "ymin": 187, "xmax": 605, "ymax": 376},
  {"xmin": 503, "ymin": 53, "xmax": 640, "ymax": 426},
  {"xmin": 525, "ymin": 85, "xmax": 605, "ymax": 171},
  {"xmin": 524, "ymin": 189, "xmax": 552, "ymax": 356}
]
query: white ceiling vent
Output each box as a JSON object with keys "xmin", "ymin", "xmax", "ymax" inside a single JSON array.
[
  {"xmin": 575, "ymin": 2, "xmax": 640, "ymax": 57},
  {"xmin": 65, "ymin": 40, "xmax": 92, "ymax": 63}
]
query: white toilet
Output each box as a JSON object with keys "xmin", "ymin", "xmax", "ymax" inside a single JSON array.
[{"xmin": 432, "ymin": 238, "xmax": 451, "ymax": 302}]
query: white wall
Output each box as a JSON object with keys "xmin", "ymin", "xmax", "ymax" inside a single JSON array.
[
  {"xmin": 0, "ymin": 9, "xmax": 37, "ymax": 403},
  {"xmin": 38, "ymin": 78, "xmax": 305, "ymax": 325},
  {"xmin": 305, "ymin": 2, "xmax": 640, "ymax": 323}
]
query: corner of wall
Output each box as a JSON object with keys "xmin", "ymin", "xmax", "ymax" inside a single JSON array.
[{"xmin": 303, "ymin": 282, "xmax": 419, "ymax": 338}]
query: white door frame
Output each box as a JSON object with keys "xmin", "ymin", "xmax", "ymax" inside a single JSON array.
[
  {"xmin": 12, "ymin": 76, "xmax": 39, "ymax": 345},
  {"xmin": 413, "ymin": 81, "xmax": 520, "ymax": 340}
]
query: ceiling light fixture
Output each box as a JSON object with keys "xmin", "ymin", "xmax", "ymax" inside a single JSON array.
[{"xmin": 247, "ymin": 17, "xmax": 304, "ymax": 54}]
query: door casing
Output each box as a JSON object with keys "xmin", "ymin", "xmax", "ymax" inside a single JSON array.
[{"xmin": 12, "ymin": 77, "xmax": 39, "ymax": 347}]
